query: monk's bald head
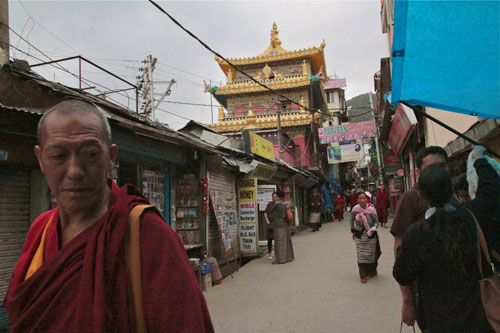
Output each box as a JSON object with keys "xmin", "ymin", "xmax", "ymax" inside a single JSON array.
[{"xmin": 38, "ymin": 100, "xmax": 112, "ymax": 146}]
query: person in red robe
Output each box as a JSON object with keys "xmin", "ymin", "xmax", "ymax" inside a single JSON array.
[
  {"xmin": 334, "ymin": 194, "xmax": 345, "ymax": 221},
  {"xmin": 3, "ymin": 100, "xmax": 213, "ymax": 332},
  {"xmin": 375, "ymin": 183, "xmax": 390, "ymax": 228},
  {"xmin": 349, "ymin": 190, "xmax": 358, "ymax": 212}
]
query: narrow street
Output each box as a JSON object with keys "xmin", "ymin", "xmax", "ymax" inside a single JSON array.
[{"xmin": 204, "ymin": 213, "xmax": 403, "ymax": 332}]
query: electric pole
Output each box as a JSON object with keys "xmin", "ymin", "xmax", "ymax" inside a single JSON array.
[
  {"xmin": 278, "ymin": 100, "xmax": 286, "ymax": 161},
  {"xmin": 0, "ymin": 0, "xmax": 9, "ymax": 66},
  {"xmin": 368, "ymin": 92, "xmax": 384, "ymax": 184},
  {"xmin": 137, "ymin": 55, "xmax": 176, "ymax": 121}
]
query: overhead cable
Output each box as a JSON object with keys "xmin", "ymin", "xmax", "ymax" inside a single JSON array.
[{"xmin": 148, "ymin": 0, "xmax": 316, "ymax": 113}]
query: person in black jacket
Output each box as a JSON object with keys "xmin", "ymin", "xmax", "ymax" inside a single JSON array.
[{"xmin": 393, "ymin": 146, "xmax": 500, "ymax": 332}]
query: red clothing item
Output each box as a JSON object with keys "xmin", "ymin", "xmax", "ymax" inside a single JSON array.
[
  {"xmin": 334, "ymin": 198, "xmax": 344, "ymax": 220},
  {"xmin": 5, "ymin": 182, "xmax": 213, "ymax": 332},
  {"xmin": 349, "ymin": 193, "xmax": 357, "ymax": 208},
  {"xmin": 375, "ymin": 189, "xmax": 389, "ymax": 209}
]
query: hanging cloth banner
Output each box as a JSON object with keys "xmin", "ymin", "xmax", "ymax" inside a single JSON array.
[{"xmin": 391, "ymin": 0, "xmax": 499, "ymax": 119}]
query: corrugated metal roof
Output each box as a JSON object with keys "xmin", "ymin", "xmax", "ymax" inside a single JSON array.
[{"xmin": 0, "ymin": 65, "xmax": 220, "ymax": 154}]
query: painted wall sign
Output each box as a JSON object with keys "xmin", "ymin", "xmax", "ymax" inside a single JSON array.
[
  {"xmin": 318, "ymin": 120, "xmax": 376, "ymax": 144},
  {"xmin": 387, "ymin": 104, "xmax": 418, "ymax": 155},
  {"xmin": 238, "ymin": 177, "xmax": 258, "ymax": 256},
  {"xmin": 243, "ymin": 130, "xmax": 275, "ymax": 160},
  {"xmin": 323, "ymin": 78, "xmax": 347, "ymax": 89}
]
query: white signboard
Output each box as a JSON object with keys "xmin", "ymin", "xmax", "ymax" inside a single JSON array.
[
  {"xmin": 238, "ymin": 177, "xmax": 258, "ymax": 256},
  {"xmin": 239, "ymin": 223, "xmax": 257, "ymax": 252},
  {"xmin": 256, "ymin": 185, "xmax": 277, "ymax": 211},
  {"xmin": 239, "ymin": 202, "xmax": 256, "ymax": 222}
]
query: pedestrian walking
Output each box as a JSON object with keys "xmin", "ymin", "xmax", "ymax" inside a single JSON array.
[
  {"xmin": 375, "ymin": 184, "xmax": 390, "ymax": 228},
  {"xmin": 334, "ymin": 194, "xmax": 345, "ymax": 221},
  {"xmin": 349, "ymin": 189, "xmax": 357, "ymax": 212},
  {"xmin": 3, "ymin": 100, "xmax": 213, "ymax": 332},
  {"xmin": 268, "ymin": 190, "xmax": 295, "ymax": 264},
  {"xmin": 309, "ymin": 188, "xmax": 323, "ymax": 231},
  {"xmin": 264, "ymin": 192, "xmax": 278, "ymax": 260},
  {"xmin": 391, "ymin": 146, "xmax": 448, "ymax": 331},
  {"xmin": 350, "ymin": 191, "xmax": 381, "ymax": 283},
  {"xmin": 393, "ymin": 146, "xmax": 500, "ymax": 332}
]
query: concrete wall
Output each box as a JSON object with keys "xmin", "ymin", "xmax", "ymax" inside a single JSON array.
[{"xmin": 292, "ymin": 137, "xmax": 313, "ymax": 167}]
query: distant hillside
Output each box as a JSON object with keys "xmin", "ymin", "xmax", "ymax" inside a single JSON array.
[{"xmin": 347, "ymin": 93, "xmax": 374, "ymax": 122}]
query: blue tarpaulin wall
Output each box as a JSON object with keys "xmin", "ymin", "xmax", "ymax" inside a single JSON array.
[{"xmin": 391, "ymin": 0, "xmax": 499, "ymax": 119}]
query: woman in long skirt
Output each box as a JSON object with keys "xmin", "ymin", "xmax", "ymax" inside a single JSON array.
[
  {"xmin": 350, "ymin": 191, "xmax": 381, "ymax": 283},
  {"xmin": 264, "ymin": 192, "xmax": 278, "ymax": 259},
  {"xmin": 268, "ymin": 190, "xmax": 294, "ymax": 264}
]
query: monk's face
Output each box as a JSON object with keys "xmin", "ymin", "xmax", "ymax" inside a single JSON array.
[{"xmin": 35, "ymin": 112, "xmax": 117, "ymax": 214}]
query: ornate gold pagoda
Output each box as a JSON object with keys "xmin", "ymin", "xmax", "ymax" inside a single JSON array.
[{"xmin": 207, "ymin": 22, "xmax": 327, "ymax": 134}]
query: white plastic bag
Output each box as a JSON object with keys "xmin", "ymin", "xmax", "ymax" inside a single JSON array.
[{"xmin": 466, "ymin": 147, "xmax": 500, "ymax": 199}]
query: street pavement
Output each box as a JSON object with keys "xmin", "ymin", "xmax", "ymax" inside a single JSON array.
[{"xmin": 204, "ymin": 213, "xmax": 407, "ymax": 333}]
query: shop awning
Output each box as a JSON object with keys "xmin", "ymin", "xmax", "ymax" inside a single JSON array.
[
  {"xmin": 391, "ymin": 0, "xmax": 499, "ymax": 119},
  {"xmin": 222, "ymin": 157, "xmax": 277, "ymax": 181}
]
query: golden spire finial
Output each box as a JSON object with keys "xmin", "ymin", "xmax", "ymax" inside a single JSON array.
[
  {"xmin": 247, "ymin": 103, "xmax": 255, "ymax": 124},
  {"xmin": 302, "ymin": 60, "xmax": 308, "ymax": 76},
  {"xmin": 270, "ymin": 22, "xmax": 281, "ymax": 48},
  {"xmin": 218, "ymin": 107, "xmax": 225, "ymax": 121},
  {"xmin": 248, "ymin": 103, "xmax": 254, "ymax": 117},
  {"xmin": 320, "ymin": 39, "xmax": 326, "ymax": 50},
  {"xmin": 299, "ymin": 96, "xmax": 306, "ymax": 114}
]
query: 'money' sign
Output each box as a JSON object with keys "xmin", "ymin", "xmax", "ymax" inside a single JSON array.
[{"xmin": 238, "ymin": 177, "xmax": 258, "ymax": 256}]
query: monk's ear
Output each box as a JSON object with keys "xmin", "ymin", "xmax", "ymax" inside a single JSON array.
[
  {"xmin": 34, "ymin": 145, "xmax": 45, "ymax": 173},
  {"xmin": 108, "ymin": 144, "xmax": 118, "ymax": 172}
]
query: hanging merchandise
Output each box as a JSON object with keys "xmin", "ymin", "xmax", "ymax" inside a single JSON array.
[
  {"xmin": 201, "ymin": 177, "xmax": 209, "ymax": 216},
  {"xmin": 142, "ymin": 169, "xmax": 165, "ymax": 215},
  {"xmin": 175, "ymin": 174, "xmax": 202, "ymax": 248}
]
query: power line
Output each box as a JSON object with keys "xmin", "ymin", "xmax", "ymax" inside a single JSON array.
[
  {"xmin": 6, "ymin": 27, "xmax": 205, "ymax": 124},
  {"xmin": 6, "ymin": 40, "xmax": 133, "ymax": 110},
  {"xmin": 156, "ymin": 61, "xmax": 212, "ymax": 82},
  {"xmin": 10, "ymin": 44, "xmax": 195, "ymax": 122},
  {"xmin": 17, "ymin": 0, "xmax": 81, "ymax": 54},
  {"xmin": 148, "ymin": 0, "xmax": 316, "ymax": 113},
  {"xmin": 9, "ymin": 43, "xmax": 198, "ymax": 123},
  {"xmin": 163, "ymin": 100, "xmax": 213, "ymax": 107}
]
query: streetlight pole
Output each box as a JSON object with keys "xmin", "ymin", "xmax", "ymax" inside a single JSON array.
[
  {"xmin": 368, "ymin": 92, "xmax": 384, "ymax": 185},
  {"xmin": 278, "ymin": 100, "xmax": 286, "ymax": 161}
]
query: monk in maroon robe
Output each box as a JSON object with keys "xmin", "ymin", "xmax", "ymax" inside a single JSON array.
[
  {"xmin": 334, "ymin": 194, "xmax": 345, "ymax": 221},
  {"xmin": 4, "ymin": 100, "xmax": 213, "ymax": 332},
  {"xmin": 375, "ymin": 184, "xmax": 390, "ymax": 228}
]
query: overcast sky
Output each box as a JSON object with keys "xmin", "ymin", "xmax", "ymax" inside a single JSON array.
[{"xmin": 8, "ymin": 0, "xmax": 389, "ymax": 129}]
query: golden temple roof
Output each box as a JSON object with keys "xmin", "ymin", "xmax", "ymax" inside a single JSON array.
[
  {"xmin": 214, "ymin": 75, "xmax": 311, "ymax": 95},
  {"xmin": 208, "ymin": 111, "xmax": 322, "ymax": 133},
  {"xmin": 215, "ymin": 23, "xmax": 327, "ymax": 78}
]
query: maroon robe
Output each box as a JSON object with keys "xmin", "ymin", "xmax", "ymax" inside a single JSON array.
[
  {"xmin": 334, "ymin": 197, "xmax": 345, "ymax": 220},
  {"xmin": 375, "ymin": 189, "xmax": 389, "ymax": 224},
  {"xmin": 4, "ymin": 182, "xmax": 213, "ymax": 332}
]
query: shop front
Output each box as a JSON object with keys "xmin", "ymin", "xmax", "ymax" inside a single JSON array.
[
  {"xmin": 206, "ymin": 155, "xmax": 240, "ymax": 276},
  {"xmin": 387, "ymin": 103, "xmax": 418, "ymax": 191}
]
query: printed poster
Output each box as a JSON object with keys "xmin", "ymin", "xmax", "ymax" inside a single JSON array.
[
  {"xmin": 327, "ymin": 143, "xmax": 364, "ymax": 164},
  {"xmin": 237, "ymin": 177, "xmax": 258, "ymax": 256}
]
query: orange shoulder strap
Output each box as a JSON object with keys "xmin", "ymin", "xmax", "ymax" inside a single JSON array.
[
  {"xmin": 25, "ymin": 215, "xmax": 54, "ymax": 280},
  {"xmin": 126, "ymin": 204, "xmax": 153, "ymax": 333}
]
